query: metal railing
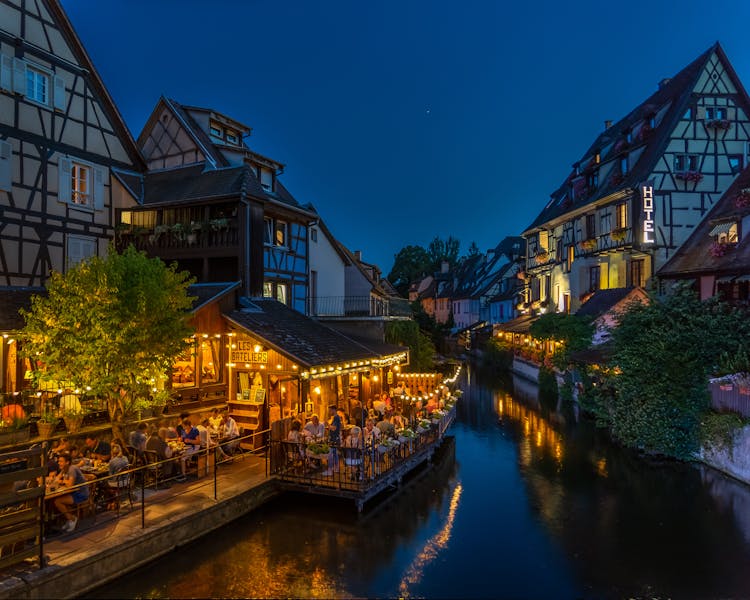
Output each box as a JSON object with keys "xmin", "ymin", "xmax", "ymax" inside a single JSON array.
[
  {"xmin": 269, "ymin": 407, "xmax": 455, "ymax": 492},
  {"xmin": 309, "ymin": 296, "xmax": 412, "ymax": 317}
]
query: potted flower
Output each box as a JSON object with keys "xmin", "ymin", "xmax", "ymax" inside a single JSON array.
[
  {"xmin": 706, "ymin": 119, "xmax": 731, "ymax": 130},
  {"xmin": 676, "ymin": 171, "xmax": 704, "ymax": 183},
  {"xmin": 581, "ymin": 238, "xmax": 597, "ymax": 251},
  {"xmin": 209, "ymin": 218, "xmax": 229, "ymax": 231},
  {"xmin": 398, "ymin": 428, "xmax": 417, "ymax": 444},
  {"xmin": 534, "ymin": 250, "xmax": 549, "ymax": 264},
  {"xmin": 378, "ymin": 438, "xmax": 399, "ymax": 454},
  {"xmin": 63, "ymin": 407, "xmax": 85, "ymax": 435},
  {"xmin": 35, "ymin": 410, "xmax": 59, "ymax": 439},
  {"xmin": 170, "ymin": 223, "xmax": 187, "ymax": 242},
  {"xmin": 187, "ymin": 221, "xmax": 202, "ymax": 245},
  {"xmin": 417, "ymin": 419, "xmax": 432, "ymax": 434},
  {"xmin": 734, "ymin": 189, "xmax": 750, "ymax": 209},
  {"xmin": 306, "ymin": 442, "xmax": 329, "ymax": 459},
  {"xmin": 610, "ymin": 227, "xmax": 627, "ymax": 242}
]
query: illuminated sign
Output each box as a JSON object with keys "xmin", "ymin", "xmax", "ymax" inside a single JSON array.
[
  {"xmin": 642, "ymin": 184, "xmax": 655, "ymax": 244},
  {"xmin": 230, "ymin": 340, "xmax": 268, "ymax": 364}
]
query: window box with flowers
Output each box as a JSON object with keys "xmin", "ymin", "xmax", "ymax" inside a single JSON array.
[
  {"xmin": 675, "ymin": 171, "xmax": 704, "ymax": 183},
  {"xmin": 705, "ymin": 119, "xmax": 731, "ymax": 130},
  {"xmin": 610, "ymin": 227, "xmax": 628, "ymax": 242},
  {"xmin": 734, "ymin": 189, "xmax": 750, "ymax": 209},
  {"xmin": 709, "ymin": 241, "xmax": 731, "ymax": 258},
  {"xmin": 534, "ymin": 250, "xmax": 549, "ymax": 264},
  {"xmin": 580, "ymin": 238, "xmax": 597, "ymax": 252}
]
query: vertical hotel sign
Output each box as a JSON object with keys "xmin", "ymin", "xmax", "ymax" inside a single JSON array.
[{"xmin": 641, "ymin": 183, "xmax": 655, "ymax": 244}]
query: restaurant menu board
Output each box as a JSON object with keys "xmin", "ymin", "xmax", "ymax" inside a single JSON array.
[{"xmin": 251, "ymin": 386, "xmax": 265, "ymax": 403}]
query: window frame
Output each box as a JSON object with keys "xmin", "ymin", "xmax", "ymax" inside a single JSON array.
[
  {"xmin": 71, "ymin": 162, "xmax": 91, "ymax": 207},
  {"xmin": 615, "ymin": 202, "xmax": 628, "ymax": 229},
  {"xmin": 25, "ymin": 63, "xmax": 49, "ymax": 106},
  {"xmin": 589, "ymin": 265, "xmax": 601, "ymax": 293}
]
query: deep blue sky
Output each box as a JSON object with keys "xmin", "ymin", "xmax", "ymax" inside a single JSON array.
[{"xmin": 61, "ymin": 0, "xmax": 750, "ymax": 274}]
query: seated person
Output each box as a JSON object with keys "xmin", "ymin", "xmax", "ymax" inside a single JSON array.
[
  {"xmin": 303, "ymin": 414, "xmax": 325, "ymax": 440},
  {"xmin": 349, "ymin": 401, "xmax": 366, "ymax": 427},
  {"xmin": 208, "ymin": 408, "xmax": 223, "ymax": 433},
  {"xmin": 392, "ymin": 413, "xmax": 407, "ymax": 430},
  {"xmin": 177, "ymin": 419, "xmax": 201, "ymax": 481},
  {"xmin": 287, "ymin": 420, "xmax": 304, "ymax": 443},
  {"xmin": 221, "ymin": 412, "xmax": 240, "ymax": 453},
  {"xmin": 146, "ymin": 427, "xmax": 175, "ymax": 478},
  {"xmin": 175, "ymin": 413, "xmax": 190, "ymax": 438},
  {"xmin": 53, "ymin": 452, "xmax": 89, "ymax": 533},
  {"xmin": 372, "ymin": 394, "xmax": 386, "ymax": 417},
  {"xmin": 364, "ymin": 418, "xmax": 381, "ymax": 446},
  {"xmin": 106, "ymin": 444, "xmax": 130, "ymax": 505},
  {"xmin": 200, "ymin": 418, "xmax": 228, "ymax": 459},
  {"xmin": 84, "ymin": 435, "xmax": 111, "ymax": 461},
  {"xmin": 128, "ymin": 422, "xmax": 148, "ymax": 455}
]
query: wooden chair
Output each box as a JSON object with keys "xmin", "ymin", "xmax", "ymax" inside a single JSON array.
[
  {"xmin": 74, "ymin": 473, "xmax": 97, "ymax": 522},
  {"xmin": 143, "ymin": 450, "xmax": 165, "ymax": 489}
]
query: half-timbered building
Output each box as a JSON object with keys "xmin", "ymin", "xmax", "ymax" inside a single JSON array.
[
  {"xmin": 117, "ymin": 97, "xmax": 316, "ymax": 314},
  {"xmin": 0, "ymin": 0, "xmax": 144, "ymax": 395},
  {"xmin": 522, "ymin": 43, "xmax": 750, "ymax": 314}
]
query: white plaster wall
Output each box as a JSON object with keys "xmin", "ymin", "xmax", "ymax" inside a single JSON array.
[
  {"xmin": 308, "ymin": 227, "xmax": 345, "ymax": 303},
  {"xmin": 699, "ymin": 425, "xmax": 750, "ymax": 486}
]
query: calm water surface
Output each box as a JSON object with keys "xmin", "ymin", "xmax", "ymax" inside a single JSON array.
[{"xmin": 89, "ymin": 368, "xmax": 750, "ymax": 599}]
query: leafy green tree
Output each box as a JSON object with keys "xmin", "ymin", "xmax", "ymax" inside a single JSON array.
[
  {"xmin": 467, "ymin": 241, "xmax": 481, "ymax": 257},
  {"xmin": 427, "ymin": 236, "xmax": 460, "ymax": 272},
  {"xmin": 388, "ymin": 245, "xmax": 431, "ymax": 297},
  {"xmin": 602, "ymin": 286, "xmax": 750, "ymax": 458},
  {"xmin": 529, "ymin": 312, "xmax": 594, "ymax": 369},
  {"xmin": 385, "ymin": 320, "xmax": 436, "ymax": 372},
  {"xmin": 20, "ymin": 246, "xmax": 195, "ymax": 438}
]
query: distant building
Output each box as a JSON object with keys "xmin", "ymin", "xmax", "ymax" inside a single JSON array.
[{"xmin": 522, "ymin": 43, "xmax": 750, "ymax": 315}]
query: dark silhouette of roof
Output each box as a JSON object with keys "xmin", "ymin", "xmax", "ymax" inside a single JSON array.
[
  {"xmin": 0, "ymin": 287, "xmax": 46, "ymax": 330},
  {"xmin": 187, "ymin": 282, "xmax": 241, "ymax": 312},
  {"xmin": 575, "ymin": 287, "xmax": 639, "ymax": 318}
]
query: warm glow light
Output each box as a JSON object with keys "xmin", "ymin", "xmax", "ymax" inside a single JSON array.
[
  {"xmin": 254, "ymin": 344, "xmax": 262, "ymax": 353},
  {"xmin": 277, "ymin": 364, "xmax": 282, "ymax": 369},
  {"xmin": 373, "ymin": 375, "xmax": 379, "ymax": 382},
  {"xmin": 314, "ymin": 386, "xmax": 321, "ymax": 395}
]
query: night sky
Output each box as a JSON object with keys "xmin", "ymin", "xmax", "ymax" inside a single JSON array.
[{"xmin": 61, "ymin": 0, "xmax": 750, "ymax": 274}]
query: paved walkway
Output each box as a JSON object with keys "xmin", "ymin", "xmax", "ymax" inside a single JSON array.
[{"xmin": 1, "ymin": 453, "xmax": 276, "ymax": 599}]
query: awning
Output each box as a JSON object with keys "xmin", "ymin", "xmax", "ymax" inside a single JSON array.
[
  {"xmin": 735, "ymin": 274, "xmax": 750, "ymax": 282},
  {"xmin": 709, "ymin": 222, "xmax": 734, "ymax": 236},
  {"xmin": 716, "ymin": 275, "xmax": 735, "ymax": 283}
]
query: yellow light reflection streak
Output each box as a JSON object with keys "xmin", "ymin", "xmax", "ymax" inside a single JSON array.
[{"xmin": 398, "ymin": 483, "xmax": 463, "ymax": 598}]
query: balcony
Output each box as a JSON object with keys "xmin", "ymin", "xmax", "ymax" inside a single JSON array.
[
  {"xmin": 310, "ymin": 296, "xmax": 412, "ymax": 318},
  {"xmin": 116, "ymin": 221, "xmax": 240, "ymax": 253}
]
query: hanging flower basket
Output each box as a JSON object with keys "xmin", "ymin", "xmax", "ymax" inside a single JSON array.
[
  {"xmin": 534, "ymin": 251, "xmax": 549, "ymax": 264},
  {"xmin": 610, "ymin": 227, "xmax": 627, "ymax": 242},
  {"xmin": 581, "ymin": 238, "xmax": 597, "ymax": 251},
  {"xmin": 705, "ymin": 119, "xmax": 731, "ymax": 130},
  {"xmin": 676, "ymin": 171, "xmax": 703, "ymax": 183}
]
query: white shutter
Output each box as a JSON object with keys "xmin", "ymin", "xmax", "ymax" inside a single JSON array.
[
  {"xmin": 58, "ymin": 156, "xmax": 71, "ymax": 203},
  {"xmin": 93, "ymin": 166, "xmax": 105, "ymax": 210},
  {"xmin": 0, "ymin": 140, "xmax": 11, "ymax": 192},
  {"xmin": 66, "ymin": 236, "xmax": 82, "ymax": 270},
  {"xmin": 0, "ymin": 54, "xmax": 12, "ymax": 92},
  {"xmin": 12, "ymin": 58, "xmax": 25, "ymax": 95},
  {"xmin": 53, "ymin": 75, "xmax": 66, "ymax": 110}
]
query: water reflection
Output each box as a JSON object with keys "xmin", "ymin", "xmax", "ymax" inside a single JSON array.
[{"xmin": 89, "ymin": 370, "xmax": 750, "ymax": 599}]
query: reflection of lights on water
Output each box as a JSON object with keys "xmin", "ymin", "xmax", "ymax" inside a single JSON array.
[
  {"xmin": 497, "ymin": 393, "xmax": 564, "ymax": 465},
  {"xmin": 498, "ymin": 399, "xmax": 504, "ymax": 415},
  {"xmin": 399, "ymin": 483, "xmax": 463, "ymax": 598}
]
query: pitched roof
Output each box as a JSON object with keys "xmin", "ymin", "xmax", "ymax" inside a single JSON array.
[
  {"xmin": 524, "ymin": 43, "xmax": 745, "ymax": 233},
  {"xmin": 495, "ymin": 314, "xmax": 538, "ymax": 333},
  {"xmin": 188, "ymin": 282, "xmax": 241, "ymax": 313},
  {"xmin": 658, "ymin": 162, "xmax": 750, "ymax": 277},
  {"xmin": 0, "ymin": 287, "xmax": 46, "ymax": 331},
  {"xmin": 142, "ymin": 164, "xmax": 249, "ymax": 206},
  {"xmin": 575, "ymin": 287, "xmax": 643, "ymax": 318},
  {"xmin": 224, "ymin": 299, "xmax": 399, "ymax": 369}
]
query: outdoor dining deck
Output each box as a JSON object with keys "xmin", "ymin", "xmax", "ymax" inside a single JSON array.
[{"xmin": 270, "ymin": 406, "xmax": 456, "ymax": 511}]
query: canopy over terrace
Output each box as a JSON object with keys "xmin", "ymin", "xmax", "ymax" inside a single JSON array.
[{"xmin": 223, "ymin": 298, "xmax": 408, "ymax": 431}]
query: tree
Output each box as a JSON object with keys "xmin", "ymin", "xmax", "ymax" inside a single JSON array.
[
  {"xmin": 20, "ymin": 245, "xmax": 195, "ymax": 438},
  {"xmin": 385, "ymin": 320, "xmax": 436, "ymax": 372},
  {"xmin": 388, "ymin": 245, "xmax": 431, "ymax": 297},
  {"xmin": 601, "ymin": 286, "xmax": 750, "ymax": 458},
  {"xmin": 427, "ymin": 236, "xmax": 460, "ymax": 272},
  {"xmin": 529, "ymin": 312, "xmax": 594, "ymax": 369},
  {"xmin": 467, "ymin": 241, "xmax": 481, "ymax": 257}
]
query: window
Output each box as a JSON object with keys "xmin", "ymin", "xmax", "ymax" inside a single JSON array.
[
  {"xmin": 729, "ymin": 155, "xmax": 743, "ymax": 176},
  {"xmin": 172, "ymin": 342, "xmax": 196, "ymax": 389},
  {"xmin": 263, "ymin": 281, "xmax": 273, "ymax": 297},
  {"xmin": 260, "ymin": 168, "xmax": 273, "ymax": 192},
  {"xmin": 538, "ymin": 230, "xmax": 548, "ymax": 251},
  {"xmin": 649, "ymin": 114, "xmax": 656, "ymax": 128},
  {"xmin": 674, "ymin": 154, "xmax": 698, "ymax": 172},
  {"xmin": 66, "ymin": 235, "xmax": 96, "ymax": 270},
  {"xmin": 683, "ymin": 106, "xmax": 693, "ymax": 119},
  {"xmin": 58, "ymin": 157, "xmax": 104, "ymax": 210},
  {"xmin": 706, "ymin": 107, "xmax": 727, "ymax": 120},
  {"xmin": 594, "ymin": 152, "xmax": 601, "ymax": 164},
  {"xmin": 531, "ymin": 277, "xmax": 540, "ymax": 302},
  {"xmin": 198, "ymin": 338, "xmax": 220, "ymax": 384},
  {"xmin": 209, "ymin": 125, "xmax": 222, "ymax": 138},
  {"xmin": 626, "ymin": 129, "xmax": 632, "ymax": 143},
  {"xmin": 310, "ymin": 228, "xmax": 318, "ymax": 243},
  {"xmin": 566, "ymin": 245, "xmax": 574, "ymax": 272},
  {"xmin": 585, "ymin": 214, "xmax": 596, "ymax": 239},
  {"xmin": 556, "ymin": 238, "xmax": 563, "ymax": 262},
  {"xmin": 263, "ymin": 281, "xmax": 289, "ymax": 305},
  {"xmin": 274, "ymin": 220, "xmax": 287, "ymax": 246},
  {"xmin": 276, "ymin": 283, "xmax": 288, "ymax": 305},
  {"xmin": 225, "ymin": 130, "xmax": 239, "ymax": 145},
  {"xmin": 26, "ymin": 66, "xmax": 48, "ymax": 104},
  {"xmin": 630, "ymin": 259, "xmax": 645, "ymax": 288},
  {"xmin": 589, "ymin": 266, "xmax": 601, "ymax": 292},
  {"xmin": 716, "ymin": 222, "xmax": 738, "ymax": 244},
  {"xmin": 587, "ymin": 170, "xmax": 598, "ymax": 189},
  {"xmin": 616, "ymin": 202, "xmax": 628, "ymax": 229},
  {"xmin": 71, "ymin": 163, "xmax": 90, "ymax": 205},
  {"xmin": 620, "ymin": 155, "xmax": 628, "ymax": 175}
]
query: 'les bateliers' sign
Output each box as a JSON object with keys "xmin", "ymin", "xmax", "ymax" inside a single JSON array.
[
  {"xmin": 642, "ymin": 184, "xmax": 655, "ymax": 244},
  {"xmin": 231, "ymin": 340, "xmax": 268, "ymax": 364}
]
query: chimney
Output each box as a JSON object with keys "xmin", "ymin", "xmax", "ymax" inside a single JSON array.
[
  {"xmin": 354, "ymin": 250, "xmax": 362, "ymax": 261},
  {"xmin": 658, "ymin": 78, "xmax": 671, "ymax": 90},
  {"xmin": 604, "ymin": 120, "xmax": 613, "ymax": 130}
]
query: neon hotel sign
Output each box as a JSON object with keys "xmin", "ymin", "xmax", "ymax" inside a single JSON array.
[{"xmin": 642, "ymin": 184, "xmax": 655, "ymax": 244}]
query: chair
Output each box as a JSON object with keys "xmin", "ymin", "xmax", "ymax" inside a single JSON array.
[
  {"xmin": 74, "ymin": 473, "xmax": 97, "ymax": 522},
  {"xmin": 283, "ymin": 441, "xmax": 305, "ymax": 474},
  {"xmin": 105, "ymin": 471, "xmax": 134, "ymax": 515},
  {"xmin": 341, "ymin": 446, "xmax": 363, "ymax": 481},
  {"xmin": 143, "ymin": 450, "xmax": 165, "ymax": 489}
]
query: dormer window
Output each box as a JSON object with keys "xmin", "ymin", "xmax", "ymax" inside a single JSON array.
[
  {"xmin": 626, "ymin": 129, "xmax": 632, "ymax": 143},
  {"xmin": 620, "ymin": 155, "xmax": 629, "ymax": 175},
  {"xmin": 587, "ymin": 170, "xmax": 598, "ymax": 189},
  {"xmin": 706, "ymin": 107, "xmax": 727, "ymax": 120},
  {"xmin": 259, "ymin": 167, "xmax": 273, "ymax": 192},
  {"xmin": 209, "ymin": 124, "xmax": 223, "ymax": 139},
  {"xmin": 710, "ymin": 221, "xmax": 738, "ymax": 244},
  {"xmin": 225, "ymin": 130, "xmax": 239, "ymax": 145}
]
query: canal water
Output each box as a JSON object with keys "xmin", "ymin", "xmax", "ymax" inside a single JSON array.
[{"xmin": 89, "ymin": 367, "xmax": 750, "ymax": 599}]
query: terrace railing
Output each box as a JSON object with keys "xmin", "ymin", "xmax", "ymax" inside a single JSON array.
[{"xmin": 310, "ymin": 296, "xmax": 412, "ymax": 318}]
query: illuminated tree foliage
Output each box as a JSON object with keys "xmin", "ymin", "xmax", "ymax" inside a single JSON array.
[
  {"xmin": 21, "ymin": 246, "xmax": 195, "ymax": 435},
  {"xmin": 600, "ymin": 286, "xmax": 750, "ymax": 459}
]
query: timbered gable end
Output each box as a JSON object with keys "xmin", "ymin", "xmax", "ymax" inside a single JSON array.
[{"xmin": 0, "ymin": 0, "xmax": 142, "ymax": 286}]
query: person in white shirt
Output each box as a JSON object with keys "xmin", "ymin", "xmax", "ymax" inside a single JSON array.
[
  {"xmin": 221, "ymin": 412, "xmax": 240, "ymax": 453},
  {"xmin": 303, "ymin": 414, "xmax": 326, "ymax": 440}
]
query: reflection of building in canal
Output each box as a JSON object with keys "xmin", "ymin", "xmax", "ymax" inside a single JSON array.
[{"xmin": 497, "ymin": 392, "xmax": 563, "ymax": 467}]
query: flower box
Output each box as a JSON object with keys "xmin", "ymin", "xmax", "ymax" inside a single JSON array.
[
  {"xmin": 705, "ymin": 119, "xmax": 731, "ymax": 130},
  {"xmin": 534, "ymin": 251, "xmax": 549, "ymax": 264},
  {"xmin": 580, "ymin": 238, "xmax": 597, "ymax": 251},
  {"xmin": 675, "ymin": 171, "xmax": 704, "ymax": 183},
  {"xmin": 610, "ymin": 228, "xmax": 627, "ymax": 242},
  {"xmin": 709, "ymin": 241, "xmax": 730, "ymax": 258},
  {"xmin": 734, "ymin": 189, "xmax": 750, "ymax": 209}
]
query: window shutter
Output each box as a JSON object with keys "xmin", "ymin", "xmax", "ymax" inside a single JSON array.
[
  {"xmin": 53, "ymin": 75, "xmax": 66, "ymax": 111},
  {"xmin": 93, "ymin": 167, "xmax": 105, "ymax": 210},
  {"xmin": 0, "ymin": 54, "xmax": 12, "ymax": 92},
  {"xmin": 0, "ymin": 140, "xmax": 11, "ymax": 192},
  {"xmin": 12, "ymin": 58, "xmax": 25, "ymax": 95},
  {"xmin": 58, "ymin": 156, "xmax": 71, "ymax": 203},
  {"xmin": 67, "ymin": 236, "xmax": 82, "ymax": 270}
]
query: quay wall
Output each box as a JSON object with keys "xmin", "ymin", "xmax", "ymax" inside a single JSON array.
[
  {"xmin": 698, "ymin": 425, "xmax": 750, "ymax": 487},
  {"xmin": 0, "ymin": 479, "xmax": 281, "ymax": 600}
]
